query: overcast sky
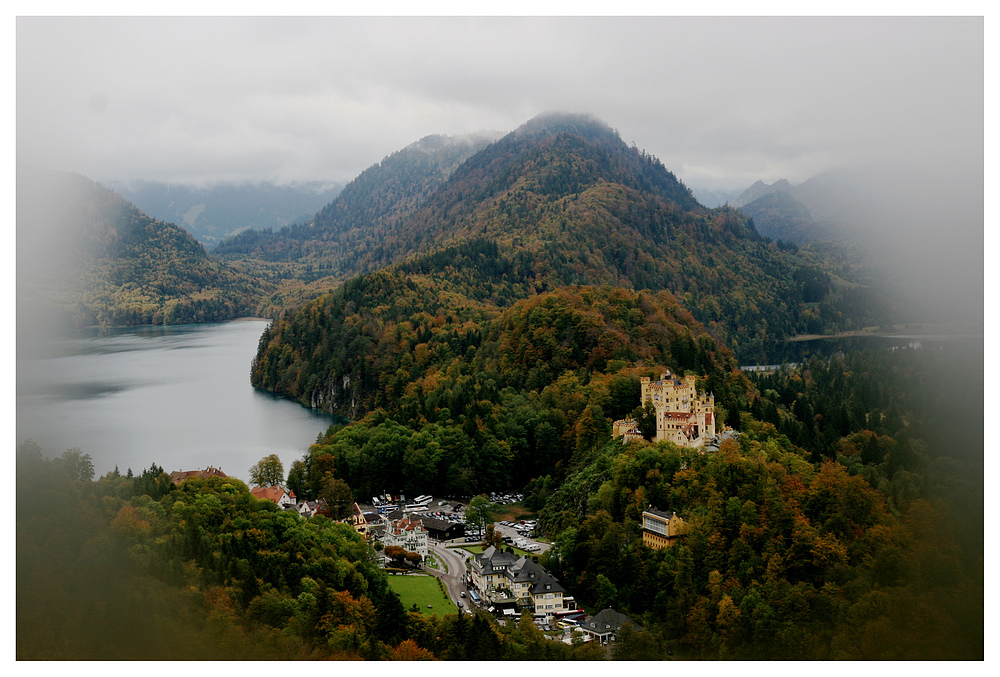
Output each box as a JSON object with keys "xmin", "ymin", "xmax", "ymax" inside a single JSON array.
[{"xmin": 16, "ymin": 15, "xmax": 983, "ymax": 192}]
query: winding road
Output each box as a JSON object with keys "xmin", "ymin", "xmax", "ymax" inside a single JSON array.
[{"xmin": 423, "ymin": 540, "xmax": 474, "ymax": 611}]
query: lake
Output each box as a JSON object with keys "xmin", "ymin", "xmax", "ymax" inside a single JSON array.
[
  {"xmin": 751, "ymin": 332, "xmax": 983, "ymax": 367},
  {"xmin": 16, "ymin": 319, "xmax": 337, "ymax": 482}
]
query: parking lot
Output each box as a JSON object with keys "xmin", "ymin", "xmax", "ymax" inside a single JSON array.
[{"xmin": 372, "ymin": 492, "xmax": 549, "ymax": 553}]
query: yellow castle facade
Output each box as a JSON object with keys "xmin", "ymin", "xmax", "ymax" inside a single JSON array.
[{"xmin": 613, "ymin": 370, "xmax": 716, "ymax": 448}]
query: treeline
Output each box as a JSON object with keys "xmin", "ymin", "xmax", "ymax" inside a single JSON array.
[{"xmin": 16, "ymin": 440, "xmax": 609, "ymax": 660}]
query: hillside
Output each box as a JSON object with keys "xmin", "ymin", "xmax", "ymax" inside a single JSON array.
[
  {"xmin": 247, "ymin": 113, "xmax": 897, "ymax": 493},
  {"xmin": 106, "ymin": 179, "xmax": 344, "ymax": 248},
  {"xmin": 247, "ymin": 114, "xmax": 893, "ymax": 386},
  {"xmin": 213, "ymin": 132, "xmax": 498, "ymax": 272},
  {"xmin": 256, "ymin": 282, "xmax": 749, "ymax": 496},
  {"xmin": 17, "ymin": 165, "xmax": 270, "ymax": 333},
  {"xmin": 731, "ymin": 171, "xmax": 875, "ymax": 245},
  {"xmin": 738, "ymin": 190, "xmax": 827, "ymax": 244}
]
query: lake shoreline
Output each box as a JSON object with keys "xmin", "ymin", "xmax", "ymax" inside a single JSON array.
[{"xmin": 786, "ymin": 321, "xmax": 982, "ymax": 342}]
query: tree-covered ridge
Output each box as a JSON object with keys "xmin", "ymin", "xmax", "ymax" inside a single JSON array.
[
  {"xmin": 252, "ymin": 281, "xmax": 746, "ymax": 422},
  {"xmin": 525, "ymin": 343, "xmax": 982, "ymax": 659},
  {"xmin": 18, "ymin": 165, "xmax": 270, "ymax": 328},
  {"xmin": 259, "ymin": 283, "xmax": 749, "ymax": 500},
  {"xmin": 16, "ymin": 443, "xmax": 404, "ymax": 659}
]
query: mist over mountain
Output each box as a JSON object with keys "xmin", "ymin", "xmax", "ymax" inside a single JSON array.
[
  {"xmin": 731, "ymin": 170, "xmax": 903, "ymax": 246},
  {"xmin": 104, "ymin": 179, "xmax": 344, "ymax": 248},
  {"xmin": 689, "ymin": 186, "xmax": 743, "ymax": 208},
  {"xmin": 731, "ymin": 168, "xmax": 982, "ymax": 328},
  {"xmin": 17, "ymin": 164, "xmax": 270, "ymax": 339},
  {"xmin": 213, "ymin": 132, "xmax": 499, "ymax": 270},
  {"xmin": 738, "ymin": 190, "xmax": 827, "ymax": 244}
]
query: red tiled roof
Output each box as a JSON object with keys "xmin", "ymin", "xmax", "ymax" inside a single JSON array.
[{"xmin": 250, "ymin": 486, "xmax": 287, "ymax": 503}]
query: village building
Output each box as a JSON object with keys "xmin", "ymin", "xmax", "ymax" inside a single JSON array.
[
  {"xmin": 581, "ymin": 608, "xmax": 643, "ymax": 644},
  {"xmin": 250, "ymin": 485, "xmax": 297, "ymax": 509},
  {"xmin": 641, "ymin": 508, "xmax": 688, "ymax": 550},
  {"xmin": 415, "ymin": 514, "xmax": 466, "ymax": 541},
  {"xmin": 470, "ymin": 546, "xmax": 566, "ymax": 614},
  {"xmin": 382, "ymin": 516, "xmax": 429, "ymax": 560},
  {"xmin": 347, "ymin": 502, "xmax": 368, "ymax": 536},
  {"xmin": 295, "ymin": 499, "xmax": 331, "ymax": 519}
]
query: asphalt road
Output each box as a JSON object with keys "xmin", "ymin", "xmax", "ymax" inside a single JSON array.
[{"xmin": 425, "ymin": 541, "xmax": 473, "ymax": 610}]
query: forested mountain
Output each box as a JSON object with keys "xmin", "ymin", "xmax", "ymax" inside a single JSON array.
[
  {"xmin": 738, "ymin": 190, "xmax": 828, "ymax": 244},
  {"xmin": 213, "ymin": 132, "xmax": 498, "ymax": 271},
  {"xmin": 17, "ymin": 165, "xmax": 270, "ymax": 332},
  {"xmin": 16, "ymin": 113, "xmax": 981, "ymax": 660},
  {"xmin": 247, "ymin": 113, "xmax": 900, "ymax": 505},
  {"xmin": 731, "ymin": 171, "xmax": 873, "ymax": 245},
  {"xmin": 250, "ymin": 114, "xmax": 893, "ymax": 396},
  {"xmin": 106, "ymin": 179, "xmax": 344, "ymax": 248},
  {"xmin": 256, "ymin": 283, "xmax": 748, "ymax": 497}
]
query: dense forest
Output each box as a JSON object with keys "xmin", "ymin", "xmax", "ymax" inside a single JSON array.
[
  {"xmin": 17, "ymin": 340, "xmax": 983, "ymax": 660},
  {"xmin": 526, "ymin": 343, "xmax": 982, "ymax": 659},
  {"xmin": 260, "ymin": 284, "xmax": 747, "ymax": 500},
  {"xmin": 16, "ymin": 441, "xmax": 608, "ymax": 660}
]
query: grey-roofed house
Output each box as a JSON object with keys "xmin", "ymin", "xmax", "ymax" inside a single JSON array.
[
  {"xmin": 581, "ymin": 608, "xmax": 643, "ymax": 644},
  {"xmin": 470, "ymin": 545, "xmax": 519, "ymax": 597},
  {"xmin": 471, "ymin": 549, "xmax": 568, "ymax": 614},
  {"xmin": 522, "ymin": 562, "xmax": 565, "ymax": 613}
]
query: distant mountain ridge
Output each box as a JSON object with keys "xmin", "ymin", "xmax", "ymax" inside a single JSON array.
[
  {"xmin": 731, "ymin": 178, "xmax": 796, "ymax": 209},
  {"xmin": 213, "ymin": 131, "xmax": 500, "ymax": 271},
  {"xmin": 17, "ymin": 165, "xmax": 270, "ymax": 333},
  {"xmin": 105, "ymin": 179, "xmax": 344, "ymax": 248},
  {"xmin": 732, "ymin": 170, "xmax": 871, "ymax": 244}
]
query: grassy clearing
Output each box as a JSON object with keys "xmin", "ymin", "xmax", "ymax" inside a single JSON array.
[{"xmin": 386, "ymin": 574, "xmax": 457, "ymax": 617}]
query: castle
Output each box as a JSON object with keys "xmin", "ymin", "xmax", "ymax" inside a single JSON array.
[{"xmin": 613, "ymin": 370, "xmax": 716, "ymax": 448}]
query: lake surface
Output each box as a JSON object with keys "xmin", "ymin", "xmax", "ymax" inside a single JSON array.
[
  {"xmin": 16, "ymin": 320, "xmax": 336, "ymax": 482},
  {"xmin": 752, "ymin": 332, "xmax": 982, "ymax": 366}
]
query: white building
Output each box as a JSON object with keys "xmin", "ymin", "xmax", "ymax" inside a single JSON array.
[{"xmin": 382, "ymin": 516, "xmax": 429, "ymax": 559}]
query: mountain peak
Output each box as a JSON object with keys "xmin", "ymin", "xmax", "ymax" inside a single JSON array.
[{"xmin": 513, "ymin": 111, "xmax": 618, "ymax": 143}]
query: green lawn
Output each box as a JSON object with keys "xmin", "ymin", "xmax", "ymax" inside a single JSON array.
[{"xmin": 386, "ymin": 574, "xmax": 458, "ymax": 617}]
